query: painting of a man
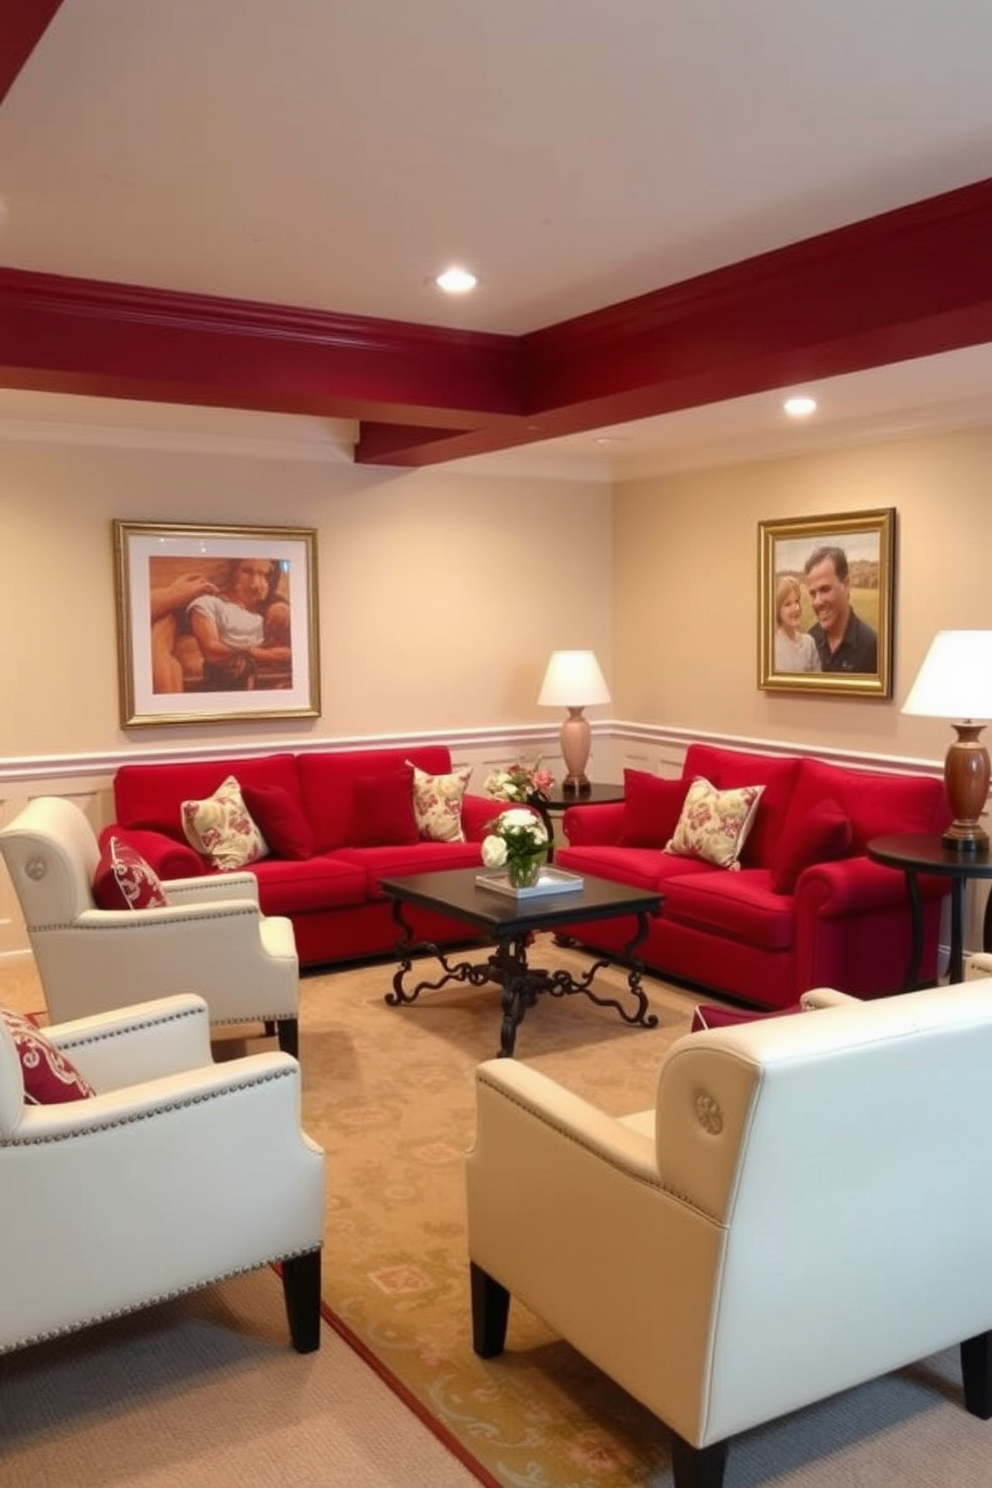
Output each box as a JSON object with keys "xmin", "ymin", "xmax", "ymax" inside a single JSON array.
[{"xmin": 804, "ymin": 545, "xmax": 878, "ymax": 674}]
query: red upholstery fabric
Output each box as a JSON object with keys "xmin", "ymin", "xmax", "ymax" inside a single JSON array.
[
  {"xmin": 663, "ymin": 868, "xmax": 795, "ymax": 951},
  {"xmin": 681, "ymin": 745, "xmax": 801, "ymax": 867},
  {"xmin": 788, "ymin": 758, "xmax": 948, "ymax": 853},
  {"xmin": 619, "ymin": 771, "xmax": 690, "ymax": 847},
  {"xmin": 93, "ymin": 837, "xmax": 168, "ymax": 910},
  {"xmin": 241, "ymin": 783, "xmax": 316, "ymax": 860},
  {"xmin": 769, "ymin": 799, "xmax": 852, "ymax": 894},
  {"xmin": 690, "ymin": 1001, "xmax": 804, "ymax": 1032},
  {"xmin": 350, "ymin": 768, "xmax": 419, "ymax": 848},
  {"xmin": 114, "ymin": 753, "xmax": 301, "ymax": 842},
  {"xmin": 297, "ymin": 746, "xmax": 455, "ymax": 851},
  {"xmin": 1, "ymin": 1008, "xmax": 97, "ymax": 1104}
]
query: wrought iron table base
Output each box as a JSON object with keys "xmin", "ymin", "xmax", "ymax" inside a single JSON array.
[{"xmin": 385, "ymin": 902, "xmax": 658, "ymax": 1058}]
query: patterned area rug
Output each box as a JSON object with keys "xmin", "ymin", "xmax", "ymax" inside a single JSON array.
[{"xmin": 303, "ymin": 937, "xmax": 694, "ymax": 1486}]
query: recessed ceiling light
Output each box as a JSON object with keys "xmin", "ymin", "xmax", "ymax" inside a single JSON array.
[
  {"xmin": 434, "ymin": 266, "xmax": 478, "ymax": 295},
  {"xmin": 784, "ymin": 395, "xmax": 817, "ymax": 417}
]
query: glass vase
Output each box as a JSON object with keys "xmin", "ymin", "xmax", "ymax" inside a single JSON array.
[{"xmin": 507, "ymin": 852, "xmax": 545, "ymax": 890}]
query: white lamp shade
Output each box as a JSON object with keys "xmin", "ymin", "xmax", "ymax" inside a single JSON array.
[
  {"xmin": 902, "ymin": 631, "xmax": 992, "ymax": 721},
  {"xmin": 537, "ymin": 650, "xmax": 610, "ymax": 708}
]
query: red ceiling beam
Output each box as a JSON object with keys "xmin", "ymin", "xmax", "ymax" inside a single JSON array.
[
  {"xmin": 0, "ymin": 0, "xmax": 65, "ymax": 104},
  {"xmin": 0, "ymin": 268, "xmax": 523, "ymax": 429},
  {"xmin": 0, "ymin": 178, "xmax": 990, "ymax": 466}
]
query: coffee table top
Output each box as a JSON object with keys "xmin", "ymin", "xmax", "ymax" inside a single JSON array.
[{"xmin": 380, "ymin": 866, "xmax": 661, "ymax": 936}]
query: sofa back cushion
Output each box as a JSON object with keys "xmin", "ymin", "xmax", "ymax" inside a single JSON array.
[
  {"xmin": 769, "ymin": 798, "xmax": 853, "ymax": 893},
  {"xmin": 297, "ymin": 746, "xmax": 453, "ymax": 850},
  {"xmin": 619, "ymin": 770, "xmax": 691, "ymax": 847},
  {"xmin": 788, "ymin": 758, "xmax": 948, "ymax": 853},
  {"xmin": 681, "ymin": 745, "xmax": 801, "ymax": 867},
  {"xmin": 114, "ymin": 754, "xmax": 301, "ymax": 843}
]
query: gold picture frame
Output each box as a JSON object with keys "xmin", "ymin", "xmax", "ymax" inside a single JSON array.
[
  {"xmin": 113, "ymin": 520, "xmax": 321, "ymax": 726},
  {"xmin": 758, "ymin": 508, "xmax": 895, "ymax": 697}
]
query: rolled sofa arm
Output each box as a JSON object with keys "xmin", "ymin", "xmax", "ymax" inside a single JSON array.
[
  {"xmin": 794, "ymin": 855, "xmax": 949, "ymax": 917},
  {"xmin": 561, "ymin": 802, "xmax": 625, "ymax": 846}
]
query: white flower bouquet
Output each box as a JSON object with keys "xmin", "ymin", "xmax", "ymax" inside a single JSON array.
[{"xmin": 481, "ymin": 807, "xmax": 550, "ymax": 887}]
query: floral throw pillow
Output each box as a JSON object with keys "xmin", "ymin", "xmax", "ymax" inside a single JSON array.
[
  {"xmin": 407, "ymin": 762, "xmax": 472, "ymax": 843},
  {"xmin": 182, "ymin": 775, "xmax": 268, "ymax": 871},
  {"xmin": 93, "ymin": 836, "xmax": 168, "ymax": 910},
  {"xmin": 665, "ymin": 776, "xmax": 765, "ymax": 871},
  {"xmin": 0, "ymin": 1008, "xmax": 97, "ymax": 1105}
]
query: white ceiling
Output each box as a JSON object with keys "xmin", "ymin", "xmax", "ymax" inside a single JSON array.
[{"xmin": 2, "ymin": 0, "xmax": 992, "ymax": 477}]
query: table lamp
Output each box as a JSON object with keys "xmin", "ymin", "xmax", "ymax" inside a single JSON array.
[
  {"xmin": 537, "ymin": 650, "xmax": 610, "ymax": 795},
  {"xmin": 901, "ymin": 630, "xmax": 992, "ymax": 852}
]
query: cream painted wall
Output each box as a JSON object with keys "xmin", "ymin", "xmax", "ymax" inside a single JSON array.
[
  {"xmin": 0, "ymin": 436, "xmax": 613, "ymax": 757},
  {"xmin": 613, "ymin": 427, "xmax": 992, "ymax": 772}
]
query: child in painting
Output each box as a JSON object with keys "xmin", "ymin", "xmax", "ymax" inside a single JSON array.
[{"xmin": 773, "ymin": 575, "xmax": 821, "ymax": 673}]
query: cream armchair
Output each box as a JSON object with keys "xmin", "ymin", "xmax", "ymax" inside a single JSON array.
[
  {"xmin": 0, "ymin": 994, "xmax": 324, "ymax": 1355},
  {"xmin": 466, "ymin": 982, "xmax": 992, "ymax": 1488},
  {"xmin": 0, "ymin": 796, "xmax": 299, "ymax": 1055}
]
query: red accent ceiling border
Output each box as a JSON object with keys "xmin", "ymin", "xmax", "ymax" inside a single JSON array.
[
  {"xmin": 0, "ymin": 0, "xmax": 65, "ymax": 105},
  {"xmin": 0, "ymin": 169, "xmax": 990, "ymax": 465}
]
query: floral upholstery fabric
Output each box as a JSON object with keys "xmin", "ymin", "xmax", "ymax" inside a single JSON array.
[
  {"xmin": 407, "ymin": 762, "xmax": 472, "ymax": 844},
  {"xmin": 182, "ymin": 774, "xmax": 267, "ymax": 870},
  {"xmin": 665, "ymin": 775, "xmax": 765, "ymax": 871}
]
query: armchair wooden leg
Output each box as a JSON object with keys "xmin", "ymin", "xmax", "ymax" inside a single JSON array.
[
  {"xmin": 470, "ymin": 1261, "xmax": 510, "ymax": 1358},
  {"xmin": 961, "ymin": 1330, "xmax": 992, "ymax": 1418},
  {"xmin": 670, "ymin": 1432, "xmax": 729, "ymax": 1488},
  {"xmin": 281, "ymin": 1249, "xmax": 322, "ymax": 1353},
  {"xmin": 276, "ymin": 1018, "xmax": 299, "ymax": 1058}
]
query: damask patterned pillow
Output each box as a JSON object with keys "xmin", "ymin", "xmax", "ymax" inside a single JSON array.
[
  {"xmin": 406, "ymin": 762, "xmax": 472, "ymax": 843},
  {"xmin": 0, "ymin": 1008, "xmax": 97, "ymax": 1105},
  {"xmin": 182, "ymin": 775, "xmax": 268, "ymax": 870},
  {"xmin": 665, "ymin": 776, "xmax": 765, "ymax": 871},
  {"xmin": 93, "ymin": 836, "xmax": 168, "ymax": 910}
]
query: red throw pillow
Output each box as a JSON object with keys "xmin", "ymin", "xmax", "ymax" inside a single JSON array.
[
  {"xmin": 351, "ymin": 769, "xmax": 420, "ymax": 848},
  {"xmin": 619, "ymin": 770, "xmax": 691, "ymax": 848},
  {"xmin": 0, "ymin": 1008, "xmax": 97, "ymax": 1104},
  {"xmin": 241, "ymin": 784, "xmax": 316, "ymax": 861},
  {"xmin": 690, "ymin": 1002, "xmax": 805, "ymax": 1032},
  {"xmin": 769, "ymin": 799, "xmax": 853, "ymax": 894},
  {"xmin": 93, "ymin": 837, "xmax": 168, "ymax": 910}
]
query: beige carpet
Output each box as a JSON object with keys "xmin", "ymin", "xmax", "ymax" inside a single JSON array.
[{"xmin": 3, "ymin": 945, "xmax": 992, "ymax": 1486}]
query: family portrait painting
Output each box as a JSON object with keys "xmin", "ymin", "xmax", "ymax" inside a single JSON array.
[
  {"xmin": 758, "ymin": 509, "xmax": 895, "ymax": 698},
  {"xmin": 114, "ymin": 521, "xmax": 320, "ymax": 726}
]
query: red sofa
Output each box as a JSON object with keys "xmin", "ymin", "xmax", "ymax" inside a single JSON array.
[
  {"xmin": 556, "ymin": 742, "xmax": 950, "ymax": 1009},
  {"xmin": 104, "ymin": 746, "xmax": 496, "ymax": 968}
]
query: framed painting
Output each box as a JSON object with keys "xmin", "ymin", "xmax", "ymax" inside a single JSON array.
[
  {"xmin": 757, "ymin": 508, "xmax": 895, "ymax": 697},
  {"xmin": 113, "ymin": 520, "xmax": 321, "ymax": 726}
]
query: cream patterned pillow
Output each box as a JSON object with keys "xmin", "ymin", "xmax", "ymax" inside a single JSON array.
[
  {"xmin": 182, "ymin": 775, "xmax": 268, "ymax": 870},
  {"xmin": 407, "ymin": 762, "xmax": 472, "ymax": 843},
  {"xmin": 665, "ymin": 776, "xmax": 765, "ymax": 871}
]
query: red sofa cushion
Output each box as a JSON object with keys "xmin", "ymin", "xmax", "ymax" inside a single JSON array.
[
  {"xmin": 663, "ymin": 867, "xmax": 795, "ymax": 951},
  {"xmin": 241, "ymin": 782, "xmax": 316, "ymax": 860},
  {"xmin": 769, "ymin": 798, "xmax": 852, "ymax": 894},
  {"xmin": 619, "ymin": 770, "xmax": 690, "ymax": 847},
  {"xmin": 350, "ymin": 768, "xmax": 420, "ymax": 848},
  {"xmin": 297, "ymin": 746, "xmax": 455, "ymax": 851},
  {"xmin": 788, "ymin": 759, "xmax": 947, "ymax": 852},
  {"xmin": 681, "ymin": 745, "xmax": 801, "ymax": 867},
  {"xmin": 114, "ymin": 754, "xmax": 301, "ymax": 841}
]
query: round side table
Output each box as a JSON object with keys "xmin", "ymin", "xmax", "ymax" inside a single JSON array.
[{"xmin": 867, "ymin": 833, "xmax": 992, "ymax": 988}]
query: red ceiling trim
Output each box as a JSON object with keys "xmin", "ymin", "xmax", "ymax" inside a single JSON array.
[
  {"xmin": 0, "ymin": 177, "xmax": 990, "ymax": 466},
  {"xmin": 0, "ymin": 0, "xmax": 65, "ymax": 105}
]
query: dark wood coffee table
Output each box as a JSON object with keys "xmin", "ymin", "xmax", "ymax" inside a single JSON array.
[{"xmin": 381, "ymin": 867, "xmax": 662, "ymax": 1057}]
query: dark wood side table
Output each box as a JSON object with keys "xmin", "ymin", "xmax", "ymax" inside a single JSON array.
[
  {"xmin": 528, "ymin": 782, "xmax": 625, "ymax": 861},
  {"xmin": 867, "ymin": 834, "xmax": 992, "ymax": 988}
]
